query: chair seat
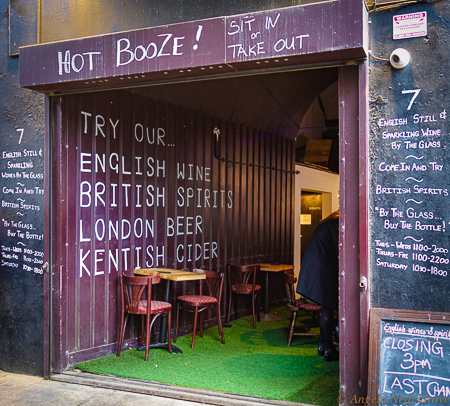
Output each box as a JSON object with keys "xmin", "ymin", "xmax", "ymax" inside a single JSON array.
[
  {"xmin": 178, "ymin": 295, "xmax": 218, "ymax": 305},
  {"xmin": 231, "ymin": 284, "xmax": 261, "ymax": 294},
  {"xmin": 133, "ymin": 300, "xmax": 172, "ymax": 313},
  {"xmin": 295, "ymin": 299, "xmax": 322, "ymax": 312}
]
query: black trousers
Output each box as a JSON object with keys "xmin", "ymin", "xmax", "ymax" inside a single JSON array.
[{"xmin": 319, "ymin": 306, "xmax": 336, "ymax": 349}]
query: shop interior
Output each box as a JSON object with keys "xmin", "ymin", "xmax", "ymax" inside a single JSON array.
[
  {"xmin": 129, "ymin": 66, "xmax": 341, "ymax": 249},
  {"xmin": 71, "ymin": 66, "xmax": 341, "ymax": 405}
]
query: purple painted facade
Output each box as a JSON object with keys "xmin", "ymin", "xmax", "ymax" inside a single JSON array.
[
  {"xmin": 50, "ymin": 89, "xmax": 295, "ymax": 369},
  {"xmin": 19, "ymin": 3, "xmax": 366, "ymax": 93},
  {"xmin": 16, "ymin": 1, "xmax": 369, "ymax": 402}
]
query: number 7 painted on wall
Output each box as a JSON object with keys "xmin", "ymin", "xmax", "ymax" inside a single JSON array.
[
  {"xmin": 16, "ymin": 128, "xmax": 24, "ymax": 144},
  {"xmin": 402, "ymin": 89, "xmax": 421, "ymax": 111}
]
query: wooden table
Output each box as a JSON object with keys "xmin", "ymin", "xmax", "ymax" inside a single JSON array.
[
  {"xmin": 134, "ymin": 268, "xmax": 206, "ymax": 353},
  {"xmin": 253, "ymin": 263, "xmax": 295, "ymax": 321},
  {"xmin": 135, "ymin": 268, "xmax": 206, "ymax": 281}
]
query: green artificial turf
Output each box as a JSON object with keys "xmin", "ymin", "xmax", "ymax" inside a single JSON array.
[{"xmin": 75, "ymin": 306, "xmax": 339, "ymax": 405}]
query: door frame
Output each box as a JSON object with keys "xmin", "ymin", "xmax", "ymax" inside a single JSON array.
[
  {"xmin": 338, "ymin": 62, "xmax": 370, "ymax": 400},
  {"xmin": 43, "ymin": 95, "xmax": 51, "ymax": 379},
  {"xmin": 42, "ymin": 62, "xmax": 370, "ymax": 401}
]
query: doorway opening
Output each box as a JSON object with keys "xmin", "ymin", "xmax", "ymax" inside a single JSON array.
[{"xmin": 50, "ymin": 63, "xmax": 363, "ymax": 405}]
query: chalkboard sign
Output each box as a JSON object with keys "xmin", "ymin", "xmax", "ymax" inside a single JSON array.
[
  {"xmin": 0, "ymin": 88, "xmax": 45, "ymax": 375},
  {"xmin": 0, "ymin": 126, "xmax": 45, "ymax": 274},
  {"xmin": 369, "ymin": 308, "xmax": 450, "ymax": 405},
  {"xmin": 369, "ymin": 3, "xmax": 450, "ymax": 312}
]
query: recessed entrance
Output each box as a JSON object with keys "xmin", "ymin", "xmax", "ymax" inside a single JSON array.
[{"xmin": 47, "ymin": 61, "xmax": 365, "ymax": 405}]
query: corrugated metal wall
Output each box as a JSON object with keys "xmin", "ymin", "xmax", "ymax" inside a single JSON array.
[{"xmin": 51, "ymin": 88, "xmax": 294, "ymax": 370}]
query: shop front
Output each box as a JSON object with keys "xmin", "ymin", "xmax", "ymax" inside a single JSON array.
[{"xmin": 10, "ymin": 0, "xmax": 369, "ymax": 403}]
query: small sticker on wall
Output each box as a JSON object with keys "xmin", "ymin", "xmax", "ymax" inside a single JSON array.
[
  {"xmin": 300, "ymin": 214, "xmax": 312, "ymax": 225},
  {"xmin": 393, "ymin": 12, "xmax": 427, "ymax": 40}
]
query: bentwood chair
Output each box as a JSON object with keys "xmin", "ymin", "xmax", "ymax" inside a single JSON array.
[
  {"xmin": 174, "ymin": 269, "xmax": 225, "ymax": 349},
  {"xmin": 117, "ymin": 275, "xmax": 172, "ymax": 361},
  {"xmin": 284, "ymin": 271, "xmax": 322, "ymax": 346},
  {"xmin": 227, "ymin": 264, "xmax": 261, "ymax": 329}
]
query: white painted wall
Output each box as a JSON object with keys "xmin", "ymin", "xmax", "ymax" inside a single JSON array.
[{"xmin": 293, "ymin": 164, "xmax": 339, "ymax": 282}]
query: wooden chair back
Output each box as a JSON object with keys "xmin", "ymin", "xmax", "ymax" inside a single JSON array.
[
  {"xmin": 193, "ymin": 269, "xmax": 225, "ymax": 303},
  {"xmin": 284, "ymin": 271, "xmax": 297, "ymax": 309},
  {"xmin": 228, "ymin": 264, "xmax": 260, "ymax": 294},
  {"xmin": 119, "ymin": 274, "xmax": 161, "ymax": 314}
]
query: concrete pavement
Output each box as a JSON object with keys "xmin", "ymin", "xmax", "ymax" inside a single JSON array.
[
  {"xmin": 0, "ymin": 370, "xmax": 301, "ymax": 406},
  {"xmin": 0, "ymin": 371, "xmax": 197, "ymax": 406}
]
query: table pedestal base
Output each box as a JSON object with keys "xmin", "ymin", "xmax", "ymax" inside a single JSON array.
[
  {"xmin": 138, "ymin": 343, "xmax": 183, "ymax": 354},
  {"xmin": 260, "ymin": 313, "xmax": 283, "ymax": 322}
]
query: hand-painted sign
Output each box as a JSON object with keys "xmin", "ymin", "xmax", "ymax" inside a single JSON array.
[
  {"xmin": 369, "ymin": 309, "xmax": 450, "ymax": 405},
  {"xmin": 0, "ymin": 128, "xmax": 45, "ymax": 275},
  {"xmin": 370, "ymin": 6, "xmax": 450, "ymax": 312},
  {"xmin": 19, "ymin": 2, "xmax": 366, "ymax": 92},
  {"xmin": 225, "ymin": 8, "xmax": 311, "ymax": 61}
]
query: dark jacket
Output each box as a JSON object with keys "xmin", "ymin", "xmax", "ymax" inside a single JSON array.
[{"xmin": 296, "ymin": 215, "xmax": 339, "ymax": 310}]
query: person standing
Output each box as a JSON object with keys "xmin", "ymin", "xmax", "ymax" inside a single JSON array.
[{"xmin": 296, "ymin": 210, "xmax": 339, "ymax": 362}]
